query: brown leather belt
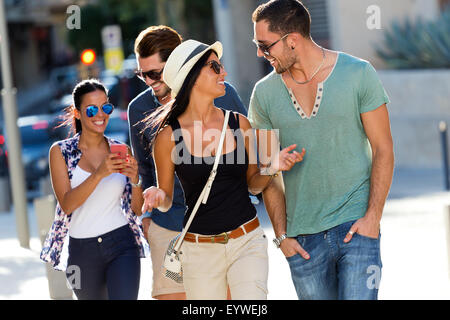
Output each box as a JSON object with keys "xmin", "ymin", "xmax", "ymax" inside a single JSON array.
[{"xmin": 184, "ymin": 217, "xmax": 260, "ymax": 244}]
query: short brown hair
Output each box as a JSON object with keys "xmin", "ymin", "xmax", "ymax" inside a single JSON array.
[
  {"xmin": 134, "ymin": 25, "xmax": 183, "ymax": 62},
  {"xmin": 252, "ymin": 0, "xmax": 311, "ymax": 38}
]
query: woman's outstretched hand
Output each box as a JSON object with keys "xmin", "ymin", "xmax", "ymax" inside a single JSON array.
[{"xmin": 141, "ymin": 186, "xmax": 167, "ymax": 214}]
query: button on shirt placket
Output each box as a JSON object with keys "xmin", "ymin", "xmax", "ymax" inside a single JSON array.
[
  {"xmin": 289, "ymin": 91, "xmax": 307, "ymax": 119},
  {"xmin": 312, "ymin": 83, "xmax": 323, "ymax": 117}
]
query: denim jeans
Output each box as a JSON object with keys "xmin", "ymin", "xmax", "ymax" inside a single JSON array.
[
  {"xmin": 286, "ymin": 219, "xmax": 382, "ymax": 300},
  {"xmin": 66, "ymin": 224, "xmax": 141, "ymax": 300}
]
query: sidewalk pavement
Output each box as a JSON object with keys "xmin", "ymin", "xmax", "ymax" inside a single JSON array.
[{"xmin": 1, "ymin": 168, "xmax": 450, "ymax": 300}]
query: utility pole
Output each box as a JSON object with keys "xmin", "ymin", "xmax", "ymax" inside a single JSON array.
[
  {"xmin": 212, "ymin": 0, "xmax": 238, "ymax": 88},
  {"xmin": 0, "ymin": 0, "xmax": 30, "ymax": 248}
]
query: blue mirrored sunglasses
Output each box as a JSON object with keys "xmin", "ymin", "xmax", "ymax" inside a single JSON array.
[{"xmin": 85, "ymin": 103, "xmax": 114, "ymax": 117}]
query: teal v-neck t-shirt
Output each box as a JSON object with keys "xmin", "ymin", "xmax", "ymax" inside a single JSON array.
[{"xmin": 248, "ymin": 52, "xmax": 390, "ymax": 236}]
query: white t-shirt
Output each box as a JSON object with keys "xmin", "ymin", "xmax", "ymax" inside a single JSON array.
[{"xmin": 69, "ymin": 165, "xmax": 129, "ymax": 238}]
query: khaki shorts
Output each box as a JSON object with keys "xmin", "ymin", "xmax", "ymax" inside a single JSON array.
[
  {"xmin": 147, "ymin": 221, "xmax": 185, "ymax": 298},
  {"xmin": 180, "ymin": 226, "xmax": 268, "ymax": 300}
]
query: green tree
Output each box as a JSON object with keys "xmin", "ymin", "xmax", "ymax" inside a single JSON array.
[
  {"xmin": 67, "ymin": 4, "xmax": 107, "ymax": 57},
  {"xmin": 67, "ymin": 0, "xmax": 216, "ymax": 59},
  {"xmin": 67, "ymin": 0, "xmax": 157, "ymax": 58}
]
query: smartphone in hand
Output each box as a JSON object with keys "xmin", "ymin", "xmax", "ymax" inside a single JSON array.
[{"xmin": 110, "ymin": 144, "xmax": 128, "ymax": 160}]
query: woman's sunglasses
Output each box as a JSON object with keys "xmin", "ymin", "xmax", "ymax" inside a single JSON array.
[
  {"xmin": 205, "ymin": 60, "xmax": 224, "ymax": 74},
  {"xmin": 85, "ymin": 103, "xmax": 114, "ymax": 117},
  {"xmin": 135, "ymin": 68, "xmax": 163, "ymax": 82}
]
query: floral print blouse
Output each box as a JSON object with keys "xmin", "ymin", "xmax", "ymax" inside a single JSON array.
[{"xmin": 40, "ymin": 132, "xmax": 148, "ymax": 270}]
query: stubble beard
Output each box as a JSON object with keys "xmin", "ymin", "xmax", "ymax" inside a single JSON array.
[
  {"xmin": 153, "ymin": 83, "xmax": 171, "ymax": 100},
  {"xmin": 273, "ymin": 46, "xmax": 297, "ymax": 74}
]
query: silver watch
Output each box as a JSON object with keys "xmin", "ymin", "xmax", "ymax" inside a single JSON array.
[{"xmin": 273, "ymin": 233, "xmax": 287, "ymax": 248}]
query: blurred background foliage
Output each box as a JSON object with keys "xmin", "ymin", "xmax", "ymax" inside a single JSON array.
[
  {"xmin": 67, "ymin": 0, "xmax": 215, "ymax": 58},
  {"xmin": 376, "ymin": 6, "xmax": 450, "ymax": 69}
]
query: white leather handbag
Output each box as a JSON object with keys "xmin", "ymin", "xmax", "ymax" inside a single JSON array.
[{"xmin": 162, "ymin": 110, "xmax": 230, "ymax": 283}]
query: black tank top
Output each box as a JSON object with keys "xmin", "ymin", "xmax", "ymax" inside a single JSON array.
[{"xmin": 169, "ymin": 108, "xmax": 257, "ymax": 235}]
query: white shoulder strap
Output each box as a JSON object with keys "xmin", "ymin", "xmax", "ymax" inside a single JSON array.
[
  {"xmin": 174, "ymin": 110, "xmax": 230, "ymax": 251},
  {"xmin": 201, "ymin": 109, "xmax": 230, "ymax": 204}
]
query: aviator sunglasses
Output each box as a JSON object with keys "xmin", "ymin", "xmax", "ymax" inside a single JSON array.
[
  {"xmin": 252, "ymin": 33, "xmax": 291, "ymax": 56},
  {"xmin": 85, "ymin": 103, "xmax": 114, "ymax": 117},
  {"xmin": 205, "ymin": 60, "xmax": 224, "ymax": 74},
  {"xmin": 135, "ymin": 68, "xmax": 164, "ymax": 82}
]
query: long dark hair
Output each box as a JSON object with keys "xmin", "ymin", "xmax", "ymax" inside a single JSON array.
[
  {"xmin": 140, "ymin": 49, "xmax": 216, "ymax": 147},
  {"xmin": 60, "ymin": 79, "xmax": 108, "ymax": 136}
]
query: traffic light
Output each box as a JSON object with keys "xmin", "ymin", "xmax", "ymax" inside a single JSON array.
[
  {"xmin": 79, "ymin": 49, "xmax": 99, "ymax": 79},
  {"xmin": 81, "ymin": 49, "xmax": 96, "ymax": 65}
]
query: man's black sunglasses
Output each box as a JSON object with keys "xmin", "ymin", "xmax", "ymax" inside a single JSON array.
[
  {"xmin": 252, "ymin": 33, "xmax": 291, "ymax": 56},
  {"xmin": 135, "ymin": 68, "xmax": 163, "ymax": 81}
]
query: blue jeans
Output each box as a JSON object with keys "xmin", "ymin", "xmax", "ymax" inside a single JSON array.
[
  {"xmin": 286, "ymin": 219, "xmax": 382, "ymax": 300},
  {"xmin": 66, "ymin": 224, "xmax": 141, "ymax": 300}
]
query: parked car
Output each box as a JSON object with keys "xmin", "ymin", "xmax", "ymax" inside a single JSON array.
[
  {"xmin": 16, "ymin": 113, "xmax": 69, "ymax": 191},
  {"xmin": 49, "ymin": 73, "xmax": 121, "ymax": 114},
  {"xmin": 49, "ymin": 94, "xmax": 73, "ymax": 114},
  {"xmin": 49, "ymin": 65, "xmax": 79, "ymax": 99},
  {"xmin": 0, "ymin": 125, "xmax": 8, "ymax": 177}
]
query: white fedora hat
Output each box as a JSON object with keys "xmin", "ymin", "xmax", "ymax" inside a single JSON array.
[{"xmin": 163, "ymin": 39, "xmax": 223, "ymax": 96}]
